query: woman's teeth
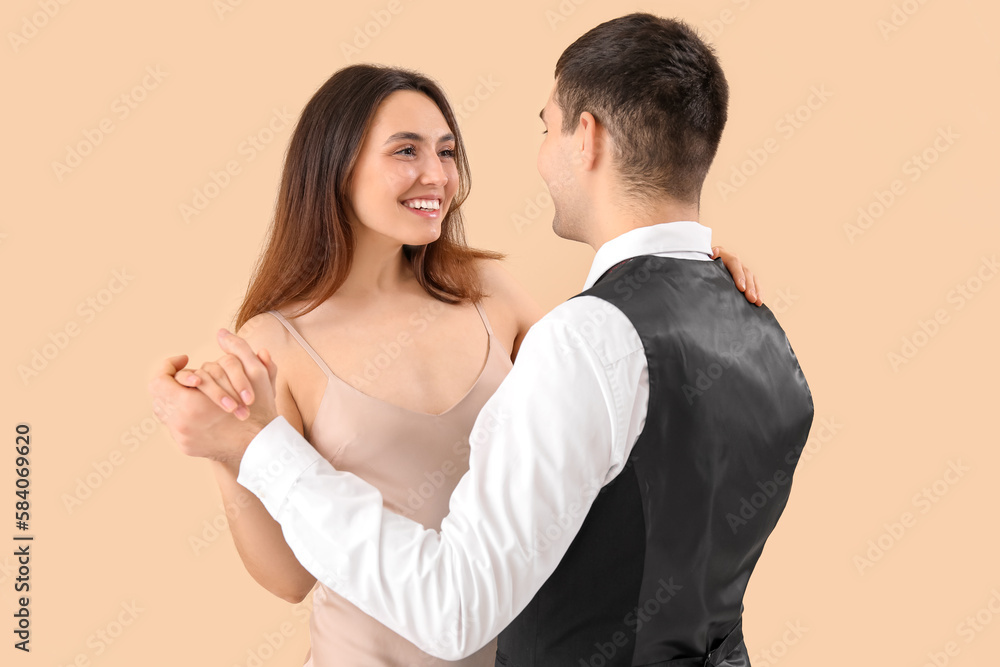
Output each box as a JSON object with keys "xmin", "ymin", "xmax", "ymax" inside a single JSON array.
[{"xmin": 404, "ymin": 199, "xmax": 441, "ymax": 211}]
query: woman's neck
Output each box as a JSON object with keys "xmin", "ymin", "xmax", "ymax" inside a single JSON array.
[{"xmin": 336, "ymin": 227, "xmax": 415, "ymax": 300}]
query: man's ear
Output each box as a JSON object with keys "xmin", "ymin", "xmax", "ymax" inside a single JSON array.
[{"xmin": 578, "ymin": 111, "xmax": 601, "ymax": 171}]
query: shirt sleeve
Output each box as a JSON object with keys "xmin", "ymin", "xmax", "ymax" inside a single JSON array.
[{"xmin": 237, "ymin": 297, "xmax": 647, "ymax": 660}]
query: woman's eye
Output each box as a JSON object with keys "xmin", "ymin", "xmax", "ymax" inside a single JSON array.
[
  {"xmin": 395, "ymin": 146, "xmax": 416, "ymax": 156},
  {"xmin": 542, "ymin": 130, "xmax": 548, "ymax": 135},
  {"xmin": 440, "ymin": 148, "xmax": 455, "ymax": 158}
]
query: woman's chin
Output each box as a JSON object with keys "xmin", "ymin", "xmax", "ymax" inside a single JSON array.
[{"xmin": 402, "ymin": 225, "xmax": 443, "ymax": 246}]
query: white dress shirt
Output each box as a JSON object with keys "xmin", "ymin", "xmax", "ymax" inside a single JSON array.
[{"xmin": 237, "ymin": 221, "xmax": 714, "ymax": 660}]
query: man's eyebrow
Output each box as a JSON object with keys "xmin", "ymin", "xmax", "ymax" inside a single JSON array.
[{"xmin": 383, "ymin": 131, "xmax": 456, "ymax": 144}]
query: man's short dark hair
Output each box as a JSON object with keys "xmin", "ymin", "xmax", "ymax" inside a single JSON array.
[{"xmin": 554, "ymin": 13, "xmax": 729, "ymax": 204}]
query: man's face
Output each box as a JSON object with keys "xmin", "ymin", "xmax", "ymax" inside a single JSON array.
[{"xmin": 537, "ymin": 82, "xmax": 585, "ymax": 242}]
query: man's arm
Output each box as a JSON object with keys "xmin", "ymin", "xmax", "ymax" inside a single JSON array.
[{"xmin": 237, "ymin": 298, "xmax": 647, "ymax": 659}]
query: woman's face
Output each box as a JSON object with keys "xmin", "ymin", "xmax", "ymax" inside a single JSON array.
[{"xmin": 347, "ymin": 90, "xmax": 460, "ymax": 248}]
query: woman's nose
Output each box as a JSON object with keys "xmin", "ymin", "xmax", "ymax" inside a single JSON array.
[{"xmin": 419, "ymin": 155, "xmax": 448, "ymax": 186}]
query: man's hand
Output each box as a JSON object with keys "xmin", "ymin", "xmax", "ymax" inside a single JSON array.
[{"xmin": 148, "ymin": 329, "xmax": 279, "ymax": 463}]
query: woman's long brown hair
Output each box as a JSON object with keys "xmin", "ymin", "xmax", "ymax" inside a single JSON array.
[{"xmin": 234, "ymin": 65, "xmax": 501, "ymax": 331}]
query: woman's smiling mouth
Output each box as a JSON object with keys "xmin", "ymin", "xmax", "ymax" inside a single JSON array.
[{"xmin": 401, "ymin": 198, "xmax": 442, "ymax": 217}]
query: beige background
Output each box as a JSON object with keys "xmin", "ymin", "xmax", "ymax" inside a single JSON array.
[{"xmin": 2, "ymin": 0, "xmax": 998, "ymax": 665}]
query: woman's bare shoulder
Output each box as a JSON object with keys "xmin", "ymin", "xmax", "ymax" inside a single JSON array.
[
  {"xmin": 235, "ymin": 310, "xmax": 297, "ymax": 356},
  {"xmin": 475, "ymin": 257, "xmax": 545, "ymax": 328},
  {"xmin": 234, "ymin": 309, "xmax": 309, "ymax": 431}
]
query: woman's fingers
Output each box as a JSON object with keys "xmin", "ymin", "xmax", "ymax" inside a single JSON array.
[
  {"xmin": 750, "ymin": 272, "xmax": 764, "ymax": 306},
  {"xmin": 175, "ymin": 368, "xmax": 200, "ymax": 387},
  {"xmin": 217, "ymin": 353, "xmax": 255, "ymax": 406},
  {"xmin": 715, "ymin": 246, "xmax": 764, "ymax": 306},
  {"xmin": 742, "ymin": 266, "xmax": 758, "ymax": 304},
  {"xmin": 192, "ymin": 361, "xmax": 249, "ymax": 420},
  {"xmin": 169, "ymin": 348, "xmax": 256, "ymax": 419},
  {"xmin": 715, "ymin": 247, "xmax": 748, "ymax": 292}
]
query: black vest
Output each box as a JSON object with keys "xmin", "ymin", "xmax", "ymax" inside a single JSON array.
[{"xmin": 495, "ymin": 256, "xmax": 814, "ymax": 667}]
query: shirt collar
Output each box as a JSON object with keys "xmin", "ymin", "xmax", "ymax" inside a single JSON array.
[{"xmin": 582, "ymin": 221, "xmax": 714, "ymax": 291}]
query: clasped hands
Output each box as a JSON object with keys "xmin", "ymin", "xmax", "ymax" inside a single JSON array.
[{"xmin": 148, "ymin": 329, "xmax": 280, "ymax": 466}]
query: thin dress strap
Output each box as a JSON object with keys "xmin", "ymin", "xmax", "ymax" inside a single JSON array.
[
  {"xmin": 473, "ymin": 301, "xmax": 495, "ymax": 338},
  {"xmin": 266, "ymin": 310, "xmax": 335, "ymax": 379}
]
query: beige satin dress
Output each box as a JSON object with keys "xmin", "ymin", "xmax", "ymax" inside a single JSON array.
[{"xmin": 266, "ymin": 301, "xmax": 512, "ymax": 667}]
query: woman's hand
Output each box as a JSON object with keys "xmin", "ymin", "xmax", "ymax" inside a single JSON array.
[
  {"xmin": 176, "ymin": 353, "xmax": 255, "ymax": 420},
  {"xmin": 175, "ymin": 329, "xmax": 279, "ymax": 426},
  {"xmin": 712, "ymin": 246, "xmax": 763, "ymax": 306}
]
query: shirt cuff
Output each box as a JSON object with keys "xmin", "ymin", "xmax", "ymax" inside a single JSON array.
[{"xmin": 236, "ymin": 415, "xmax": 325, "ymax": 517}]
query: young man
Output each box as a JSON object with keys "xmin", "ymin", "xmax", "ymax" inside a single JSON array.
[{"xmin": 152, "ymin": 14, "xmax": 813, "ymax": 666}]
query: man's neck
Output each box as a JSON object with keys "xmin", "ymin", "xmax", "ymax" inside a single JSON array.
[{"xmin": 587, "ymin": 197, "xmax": 701, "ymax": 251}]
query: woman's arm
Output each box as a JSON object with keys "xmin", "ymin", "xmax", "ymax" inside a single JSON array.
[{"xmin": 191, "ymin": 314, "xmax": 318, "ymax": 603}]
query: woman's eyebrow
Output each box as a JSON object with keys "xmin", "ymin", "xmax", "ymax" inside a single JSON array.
[{"xmin": 383, "ymin": 131, "xmax": 456, "ymax": 145}]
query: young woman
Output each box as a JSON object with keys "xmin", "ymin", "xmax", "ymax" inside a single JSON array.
[{"xmin": 169, "ymin": 65, "xmax": 762, "ymax": 666}]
